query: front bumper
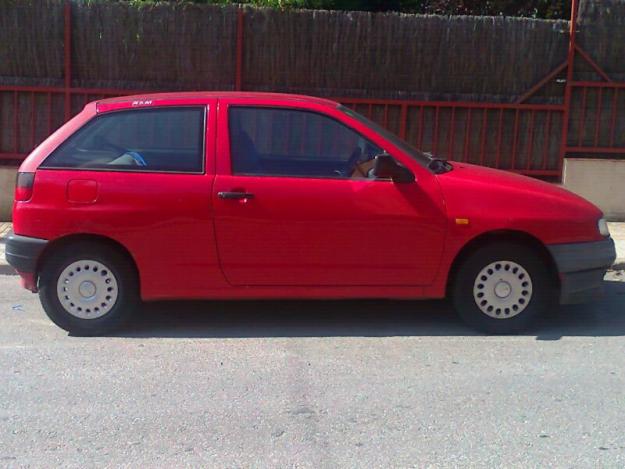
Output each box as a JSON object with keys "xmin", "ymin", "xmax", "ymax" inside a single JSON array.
[
  {"xmin": 5, "ymin": 231, "xmax": 48, "ymax": 274},
  {"xmin": 548, "ymin": 238, "xmax": 616, "ymax": 304}
]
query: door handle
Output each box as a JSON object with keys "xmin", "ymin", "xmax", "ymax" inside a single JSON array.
[{"xmin": 218, "ymin": 191, "xmax": 255, "ymax": 200}]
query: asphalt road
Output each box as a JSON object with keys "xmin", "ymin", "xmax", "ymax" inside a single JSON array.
[{"xmin": 1, "ymin": 273, "xmax": 625, "ymax": 468}]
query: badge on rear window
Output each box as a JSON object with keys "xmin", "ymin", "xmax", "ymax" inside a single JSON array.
[{"xmin": 131, "ymin": 100, "xmax": 153, "ymax": 107}]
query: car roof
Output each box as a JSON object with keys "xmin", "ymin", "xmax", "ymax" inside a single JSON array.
[{"xmin": 96, "ymin": 91, "xmax": 339, "ymax": 109}]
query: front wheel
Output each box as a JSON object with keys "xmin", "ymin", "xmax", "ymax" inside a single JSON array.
[
  {"xmin": 451, "ymin": 242, "xmax": 556, "ymax": 334},
  {"xmin": 39, "ymin": 242, "xmax": 139, "ymax": 336}
]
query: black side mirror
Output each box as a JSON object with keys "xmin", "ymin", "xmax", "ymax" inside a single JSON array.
[{"xmin": 373, "ymin": 154, "xmax": 415, "ymax": 183}]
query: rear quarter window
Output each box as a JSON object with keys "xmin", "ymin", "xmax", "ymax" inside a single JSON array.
[{"xmin": 41, "ymin": 107, "xmax": 205, "ymax": 173}]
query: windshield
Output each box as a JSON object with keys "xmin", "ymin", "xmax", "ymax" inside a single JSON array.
[{"xmin": 338, "ymin": 105, "xmax": 433, "ymax": 167}]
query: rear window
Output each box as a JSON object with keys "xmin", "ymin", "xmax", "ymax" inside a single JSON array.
[{"xmin": 41, "ymin": 107, "xmax": 205, "ymax": 173}]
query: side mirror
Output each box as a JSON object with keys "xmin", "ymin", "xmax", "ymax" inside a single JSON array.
[{"xmin": 373, "ymin": 154, "xmax": 415, "ymax": 183}]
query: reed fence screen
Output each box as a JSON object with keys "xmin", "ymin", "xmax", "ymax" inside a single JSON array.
[{"xmin": 0, "ymin": 0, "xmax": 623, "ymax": 179}]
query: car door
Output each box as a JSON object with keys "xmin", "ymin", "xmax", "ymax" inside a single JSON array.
[{"xmin": 212, "ymin": 98, "xmax": 447, "ymax": 287}]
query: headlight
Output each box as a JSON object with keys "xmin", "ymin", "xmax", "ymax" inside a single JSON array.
[{"xmin": 598, "ymin": 218, "xmax": 610, "ymax": 237}]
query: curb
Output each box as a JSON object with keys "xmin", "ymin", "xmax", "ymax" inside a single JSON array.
[
  {"xmin": 0, "ymin": 265, "xmax": 16, "ymax": 276},
  {"xmin": 612, "ymin": 260, "xmax": 625, "ymax": 271}
]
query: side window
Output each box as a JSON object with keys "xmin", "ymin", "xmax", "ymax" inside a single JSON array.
[
  {"xmin": 41, "ymin": 107, "xmax": 205, "ymax": 173},
  {"xmin": 229, "ymin": 107, "xmax": 382, "ymax": 178}
]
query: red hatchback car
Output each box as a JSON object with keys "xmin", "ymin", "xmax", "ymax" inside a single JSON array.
[{"xmin": 6, "ymin": 92, "xmax": 616, "ymax": 335}]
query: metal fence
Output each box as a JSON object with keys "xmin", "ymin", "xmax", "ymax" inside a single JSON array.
[
  {"xmin": 341, "ymin": 99, "xmax": 563, "ymax": 176},
  {"xmin": 0, "ymin": 0, "xmax": 623, "ymax": 180}
]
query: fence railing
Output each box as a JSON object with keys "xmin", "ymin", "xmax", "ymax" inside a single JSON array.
[
  {"xmin": 1, "ymin": 0, "xmax": 624, "ymax": 181},
  {"xmin": 342, "ymin": 99, "xmax": 564, "ymax": 176},
  {"xmin": 566, "ymin": 81, "xmax": 625, "ymax": 155}
]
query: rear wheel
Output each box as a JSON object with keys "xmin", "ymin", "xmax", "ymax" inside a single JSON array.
[
  {"xmin": 39, "ymin": 242, "xmax": 138, "ymax": 336},
  {"xmin": 451, "ymin": 242, "xmax": 555, "ymax": 334}
]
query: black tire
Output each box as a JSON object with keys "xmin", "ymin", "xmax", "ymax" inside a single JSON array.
[
  {"xmin": 38, "ymin": 241, "xmax": 139, "ymax": 336},
  {"xmin": 451, "ymin": 242, "xmax": 556, "ymax": 334}
]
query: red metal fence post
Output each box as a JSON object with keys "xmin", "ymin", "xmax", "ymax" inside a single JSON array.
[
  {"xmin": 558, "ymin": 0, "xmax": 579, "ymax": 177},
  {"xmin": 235, "ymin": 8, "xmax": 244, "ymax": 91},
  {"xmin": 64, "ymin": 0, "xmax": 72, "ymax": 120}
]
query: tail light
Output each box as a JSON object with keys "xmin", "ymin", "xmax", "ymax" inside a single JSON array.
[{"xmin": 15, "ymin": 172, "xmax": 35, "ymax": 201}]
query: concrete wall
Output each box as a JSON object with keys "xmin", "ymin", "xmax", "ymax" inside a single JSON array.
[
  {"xmin": 0, "ymin": 167, "xmax": 17, "ymax": 221},
  {"xmin": 563, "ymin": 158, "xmax": 625, "ymax": 221}
]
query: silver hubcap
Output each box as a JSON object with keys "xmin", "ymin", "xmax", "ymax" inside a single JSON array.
[
  {"xmin": 473, "ymin": 260, "xmax": 533, "ymax": 319},
  {"xmin": 56, "ymin": 260, "xmax": 119, "ymax": 319}
]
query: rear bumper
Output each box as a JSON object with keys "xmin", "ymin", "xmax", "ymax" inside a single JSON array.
[
  {"xmin": 548, "ymin": 238, "xmax": 616, "ymax": 304},
  {"xmin": 5, "ymin": 231, "xmax": 48, "ymax": 274}
]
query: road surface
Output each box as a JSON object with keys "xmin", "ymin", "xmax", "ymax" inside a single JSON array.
[{"xmin": 1, "ymin": 273, "xmax": 625, "ymax": 467}]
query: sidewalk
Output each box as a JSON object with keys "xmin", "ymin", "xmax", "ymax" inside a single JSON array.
[
  {"xmin": 609, "ymin": 222, "xmax": 625, "ymax": 269},
  {"xmin": 1, "ymin": 222, "xmax": 624, "ymax": 271},
  {"xmin": 0, "ymin": 222, "xmax": 12, "ymax": 274}
]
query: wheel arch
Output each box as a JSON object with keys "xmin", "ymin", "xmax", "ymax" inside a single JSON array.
[
  {"xmin": 446, "ymin": 230, "xmax": 559, "ymax": 296},
  {"xmin": 36, "ymin": 233, "xmax": 140, "ymax": 293}
]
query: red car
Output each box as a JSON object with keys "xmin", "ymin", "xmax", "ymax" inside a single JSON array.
[{"xmin": 6, "ymin": 92, "xmax": 616, "ymax": 335}]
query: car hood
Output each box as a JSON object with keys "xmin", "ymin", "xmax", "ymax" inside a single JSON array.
[{"xmin": 435, "ymin": 162, "xmax": 603, "ymax": 243}]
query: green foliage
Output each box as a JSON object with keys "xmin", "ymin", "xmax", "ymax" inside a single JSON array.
[
  {"xmin": 147, "ymin": 0, "xmax": 571, "ymax": 19},
  {"xmin": 397, "ymin": 1, "xmax": 571, "ymax": 19}
]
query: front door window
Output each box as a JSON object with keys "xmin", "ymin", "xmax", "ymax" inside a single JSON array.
[{"xmin": 229, "ymin": 107, "xmax": 382, "ymax": 179}]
